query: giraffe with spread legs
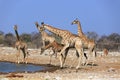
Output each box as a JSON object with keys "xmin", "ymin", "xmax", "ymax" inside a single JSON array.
[
  {"xmin": 14, "ymin": 25, "xmax": 29, "ymax": 64},
  {"xmin": 71, "ymin": 18, "xmax": 96, "ymax": 65},
  {"xmin": 41, "ymin": 40, "xmax": 70, "ymax": 65},
  {"xmin": 35, "ymin": 22, "xmax": 57, "ymax": 56},
  {"xmin": 39, "ymin": 22, "xmax": 85, "ymax": 69},
  {"xmin": 41, "ymin": 40, "xmax": 88, "ymax": 66},
  {"xmin": 35, "ymin": 22, "xmax": 70, "ymax": 64}
]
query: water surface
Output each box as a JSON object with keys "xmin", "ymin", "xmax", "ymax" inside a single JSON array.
[{"xmin": 0, "ymin": 62, "xmax": 46, "ymax": 73}]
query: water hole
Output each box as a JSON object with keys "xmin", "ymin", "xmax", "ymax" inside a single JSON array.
[{"xmin": 0, "ymin": 61, "xmax": 58, "ymax": 73}]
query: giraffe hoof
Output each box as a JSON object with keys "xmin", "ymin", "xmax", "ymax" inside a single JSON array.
[
  {"xmin": 69, "ymin": 66, "xmax": 72, "ymax": 69},
  {"xmin": 76, "ymin": 66, "xmax": 79, "ymax": 70},
  {"xmin": 60, "ymin": 67, "xmax": 63, "ymax": 69},
  {"xmin": 82, "ymin": 63, "xmax": 86, "ymax": 66},
  {"xmin": 25, "ymin": 62, "xmax": 28, "ymax": 64},
  {"xmin": 17, "ymin": 61, "xmax": 20, "ymax": 64}
]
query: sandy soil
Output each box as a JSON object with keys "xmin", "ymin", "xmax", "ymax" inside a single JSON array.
[{"xmin": 0, "ymin": 47, "xmax": 120, "ymax": 80}]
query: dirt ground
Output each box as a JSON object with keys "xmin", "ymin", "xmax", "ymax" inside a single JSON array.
[{"xmin": 0, "ymin": 47, "xmax": 120, "ymax": 80}]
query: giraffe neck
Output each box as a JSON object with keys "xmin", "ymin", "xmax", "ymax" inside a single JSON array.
[
  {"xmin": 77, "ymin": 21, "xmax": 84, "ymax": 37},
  {"xmin": 43, "ymin": 24, "xmax": 66, "ymax": 38},
  {"xmin": 41, "ymin": 31, "xmax": 48, "ymax": 37},
  {"xmin": 14, "ymin": 29, "xmax": 20, "ymax": 41}
]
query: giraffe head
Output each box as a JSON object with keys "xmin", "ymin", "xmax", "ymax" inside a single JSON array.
[
  {"xmin": 14, "ymin": 25, "xmax": 18, "ymax": 30},
  {"xmin": 35, "ymin": 22, "xmax": 45, "ymax": 33},
  {"xmin": 35, "ymin": 22, "xmax": 39, "ymax": 28},
  {"xmin": 71, "ymin": 18, "xmax": 79, "ymax": 25},
  {"xmin": 40, "ymin": 22, "xmax": 46, "ymax": 31}
]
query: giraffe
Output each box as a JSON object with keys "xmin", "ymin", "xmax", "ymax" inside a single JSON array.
[
  {"xmin": 35, "ymin": 22, "xmax": 87, "ymax": 66},
  {"xmin": 41, "ymin": 40, "xmax": 88, "ymax": 66},
  {"xmin": 41, "ymin": 40, "xmax": 70, "ymax": 65},
  {"xmin": 71, "ymin": 18, "xmax": 96, "ymax": 65},
  {"xmin": 35, "ymin": 22, "xmax": 55, "ymax": 48},
  {"xmin": 35, "ymin": 22, "xmax": 69, "ymax": 64},
  {"xmin": 103, "ymin": 48, "xmax": 108, "ymax": 56},
  {"xmin": 40, "ymin": 22, "xmax": 85, "ymax": 69},
  {"xmin": 14, "ymin": 25, "xmax": 29, "ymax": 64}
]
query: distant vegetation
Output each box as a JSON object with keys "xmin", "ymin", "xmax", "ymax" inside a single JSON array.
[{"xmin": 0, "ymin": 30, "xmax": 120, "ymax": 51}]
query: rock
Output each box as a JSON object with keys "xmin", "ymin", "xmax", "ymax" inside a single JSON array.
[
  {"xmin": 108, "ymin": 67, "xmax": 115, "ymax": 72},
  {"xmin": 0, "ymin": 78, "xmax": 9, "ymax": 80}
]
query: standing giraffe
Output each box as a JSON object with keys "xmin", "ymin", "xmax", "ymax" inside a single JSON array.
[
  {"xmin": 35, "ymin": 22, "xmax": 55, "ymax": 48},
  {"xmin": 14, "ymin": 25, "xmax": 29, "ymax": 64},
  {"xmin": 103, "ymin": 48, "xmax": 108, "ymax": 56},
  {"xmin": 35, "ymin": 22, "xmax": 59, "ymax": 64},
  {"xmin": 40, "ymin": 22, "xmax": 85, "ymax": 69},
  {"xmin": 35, "ymin": 22, "xmax": 71, "ymax": 65},
  {"xmin": 71, "ymin": 18, "xmax": 96, "ymax": 65}
]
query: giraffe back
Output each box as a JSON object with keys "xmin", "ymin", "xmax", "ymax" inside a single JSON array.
[
  {"xmin": 42, "ymin": 24, "xmax": 71, "ymax": 37},
  {"xmin": 42, "ymin": 24, "xmax": 78, "ymax": 44}
]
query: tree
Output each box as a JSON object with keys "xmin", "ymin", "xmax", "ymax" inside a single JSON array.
[
  {"xmin": 31, "ymin": 32, "xmax": 42, "ymax": 48},
  {"xmin": 20, "ymin": 33, "xmax": 31, "ymax": 42},
  {"xmin": 0, "ymin": 31, "xmax": 4, "ymax": 35},
  {"xmin": 86, "ymin": 31, "xmax": 99, "ymax": 42},
  {"xmin": 0, "ymin": 31, "xmax": 4, "ymax": 44},
  {"xmin": 97, "ymin": 33, "xmax": 120, "ymax": 51},
  {"xmin": 107, "ymin": 33, "xmax": 120, "ymax": 43},
  {"xmin": 4, "ymin": 33, "xmax": 15, "ymax": 46}
]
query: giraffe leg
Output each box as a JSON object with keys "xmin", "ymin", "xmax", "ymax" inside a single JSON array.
[
  {"xmin": 70, "ymin": 50, "xmax": 79, "ymax": 68},
  {"xmin": 42, "ymin": 40, "xmax": 45, "ymax": 48},
  {"xmin": 85, "ymin": 49, "xmax": 91, "ymax": 66},
  {"xmin": 75, "ymin": 43, "xmax": 83, "ymax": 69},
  {"xmin": 59, "ymin": 44, "xmax": 69, "ymax": 68},
  {"xmin": 62, "ymin": 48, "xmax": 69, "ymax": 66},
  {"xmin": 21, "ymin": 48, "xmax": 27, "ymax": 64},
  {"xmin": 54, "ymin": 50, "xmax": 57, "ymax": 59},
  {"xmin": 91, "ymin": 48, "xmax": 96, "ymax": 66},
  {"xmin": 92, "ymin": 50, "xmax": 96, "ymax": 66},
  {"xmin": 41, "ymin": 42, "xmax": 53, "ymax": 55},
  {"xmin": 85, "ymin": 49, "xmax": 90, "ymax": 66},
  {"xmin": 40, "ymin": 48, "xmax": 45, "ymax": 55},
  {"xmin": 59, "ymin": 53, "xmax": 64, "ymax": 68},
  {"xmin": 86, "ymin": 47, "xmax": 95, "ymax": 66},
  {"xmin": 16, "ymin": 49, "xmax": 20, "ymax": 64},
  {"xmin": 25, "ymin": 49, "xmax": 29, "ymax": 64},
  {"xmin": 49, "ymin": 54, "xmax": 52, "ymax": 65},
  {"xmin": 25, "ymin": 51, "xmax": 29, "ymax": 64},
  {"xmin": 82, "ymin": 53, "xmax": 88, "ymax": 66}
]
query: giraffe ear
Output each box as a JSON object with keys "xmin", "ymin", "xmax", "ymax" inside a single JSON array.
[
  {"xmin": 14, "ymin": 25, "xmax": 18, "ymax": 30},
  {"xmin": 41, "ymin": 22, "xmax": 44, "ymax": 25},
  {"xmin": 35, "ymin": 22, "xmax": 39, "ymax": 27},
  {"xmin": 14, "ymin": 25, "xmax": 17, "ymax": 27}
]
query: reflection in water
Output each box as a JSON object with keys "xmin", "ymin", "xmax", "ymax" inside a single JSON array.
[{"xmin": 0, "ymin": 62, "xmax": 46, "ymax": 73}]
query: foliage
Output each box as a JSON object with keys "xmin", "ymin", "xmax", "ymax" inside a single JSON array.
[
  {"xmin": 0, "ymin": 31, "xmax": 4, "ymax": 44},
  {"xmin": 0, "ymin": 31, "xmax": 4, "ymax": 35},
  {"xmin": 20, "ymin": 33, "xmax": 31, "ymax": 42},
  {"xmin": 86, "ymin": 31, "xmax": 99, "ymax": 42},
  {"xmin": 0, "ymin": 30, "xmax": 119, "ymax": 51},
  {"xmin": 3, "ymin": 33, "xmax": 15, "ymax": 46},
  {"xmin": 0, "ymin": 35, "xmax": 4, "ymax": 44},
  {"xmin": 97, "ymin": 33, "xmax": 120, "ymax": 51},
  {"xmin": 31, "ymin": 32, "xmax": 42, "ymax": 48}
]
